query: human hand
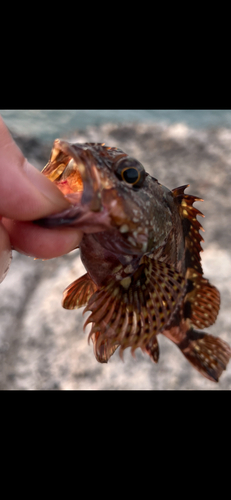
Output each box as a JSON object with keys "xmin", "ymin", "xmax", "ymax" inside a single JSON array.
[{"xmin": 0, "ymin": 116, "xmax": 83, "ymax": 283}]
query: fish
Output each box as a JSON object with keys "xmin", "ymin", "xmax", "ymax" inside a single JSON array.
[{"xmin": 36, "ymin": 138, "xmax": 231, "ymax": 382}]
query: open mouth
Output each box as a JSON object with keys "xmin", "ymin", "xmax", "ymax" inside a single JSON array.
[{"xmin": 35, "ymin": 140, "xmax": 111, "ymax": 232}]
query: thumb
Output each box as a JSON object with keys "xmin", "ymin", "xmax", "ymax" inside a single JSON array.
[{"xmin": 0, "ymin": 116, "xmax": 71, "ymax": 220}]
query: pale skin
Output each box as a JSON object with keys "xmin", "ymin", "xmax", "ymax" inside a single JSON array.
[{"xmin": 0, "ymin": 116, "xmax": 83, "ymax": 283}]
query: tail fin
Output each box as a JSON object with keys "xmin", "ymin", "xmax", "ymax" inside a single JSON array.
[{"xmin": 177, "ymin": 329, "xmax": 231, "ymax": 382}]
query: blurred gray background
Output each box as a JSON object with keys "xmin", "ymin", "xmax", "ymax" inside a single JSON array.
[
  {"xmin": 2, "ymin": 109, "xmax": 231, "ymax": 143},
  {"xmin": 0, "ymin": 110, "xmax": 231, "ymax": 390}
]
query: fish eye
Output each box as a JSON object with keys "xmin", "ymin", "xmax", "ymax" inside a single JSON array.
[
  {"xmin": 121, "ymin": 167, "xmax": 140, "ymax": 184},
  {"xmin": 115, "ymin": 158, "xmax": 145, "ymax": 187}
]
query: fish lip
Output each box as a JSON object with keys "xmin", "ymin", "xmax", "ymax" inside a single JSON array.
[
  {"xmin": 35, "ymin": 205, "xmax": 111, "ymax": 232},
  {"xmin": 35, "ymin": 139, "xmax": 111, "ymax": 231},
  {"xmin": 51, "ymin": 139, "xmax": 102, "ymax": 212}
]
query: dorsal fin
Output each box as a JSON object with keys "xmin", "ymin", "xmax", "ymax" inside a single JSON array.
[
  {"xmin": 184, "ymin": 269, "xmax": 220, "ymax": 329},
  {"xmin": 172, "ymin": 185, "xmax": 204, "ymax": 274},
  {"xmin": 172, "ymin": 185, "xmax": 220, "ymax": 329}
]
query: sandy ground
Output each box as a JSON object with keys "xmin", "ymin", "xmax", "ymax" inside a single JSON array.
[{"xmin": 0, "ymin": 121, "xmax": 231, "ymax": 390}]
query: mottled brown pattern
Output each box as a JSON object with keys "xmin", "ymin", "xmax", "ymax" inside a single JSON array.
[{"xmin": 36, "ymin": 139, "xmax": 231, "ymax": 382}]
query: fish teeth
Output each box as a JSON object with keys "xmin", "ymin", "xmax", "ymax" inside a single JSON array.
[{"xmin": 119, "ymin": 224, "xmax": 129, "ymax": 233}]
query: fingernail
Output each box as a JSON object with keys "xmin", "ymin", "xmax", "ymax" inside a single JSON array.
[{"xmin": 23, "ymin": 159, "xmax": 71, "ymax": 211}]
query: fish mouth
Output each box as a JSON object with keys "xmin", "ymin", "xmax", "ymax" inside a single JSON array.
[{"xmin": 35, "ymin": 139, "xmax": 111, "ymax": 233}]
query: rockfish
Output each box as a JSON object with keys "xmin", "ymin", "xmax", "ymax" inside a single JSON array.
[{"xmin": 36, "ymin": 139, "xmax": 231, "ymax": 382}]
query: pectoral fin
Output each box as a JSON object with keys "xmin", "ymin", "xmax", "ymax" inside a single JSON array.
[
  {"xmin": 62, "ymin": 273, "xmax": 97, "ymax": 309},
  {"xmin": 84, "ymin": 256, "xmax": 186, "ymax": 362}
]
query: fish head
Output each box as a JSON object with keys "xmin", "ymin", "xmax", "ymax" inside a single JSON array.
[{"xmin": 36, "ymin": 140, "xmax": 173, "ymax": 256}]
